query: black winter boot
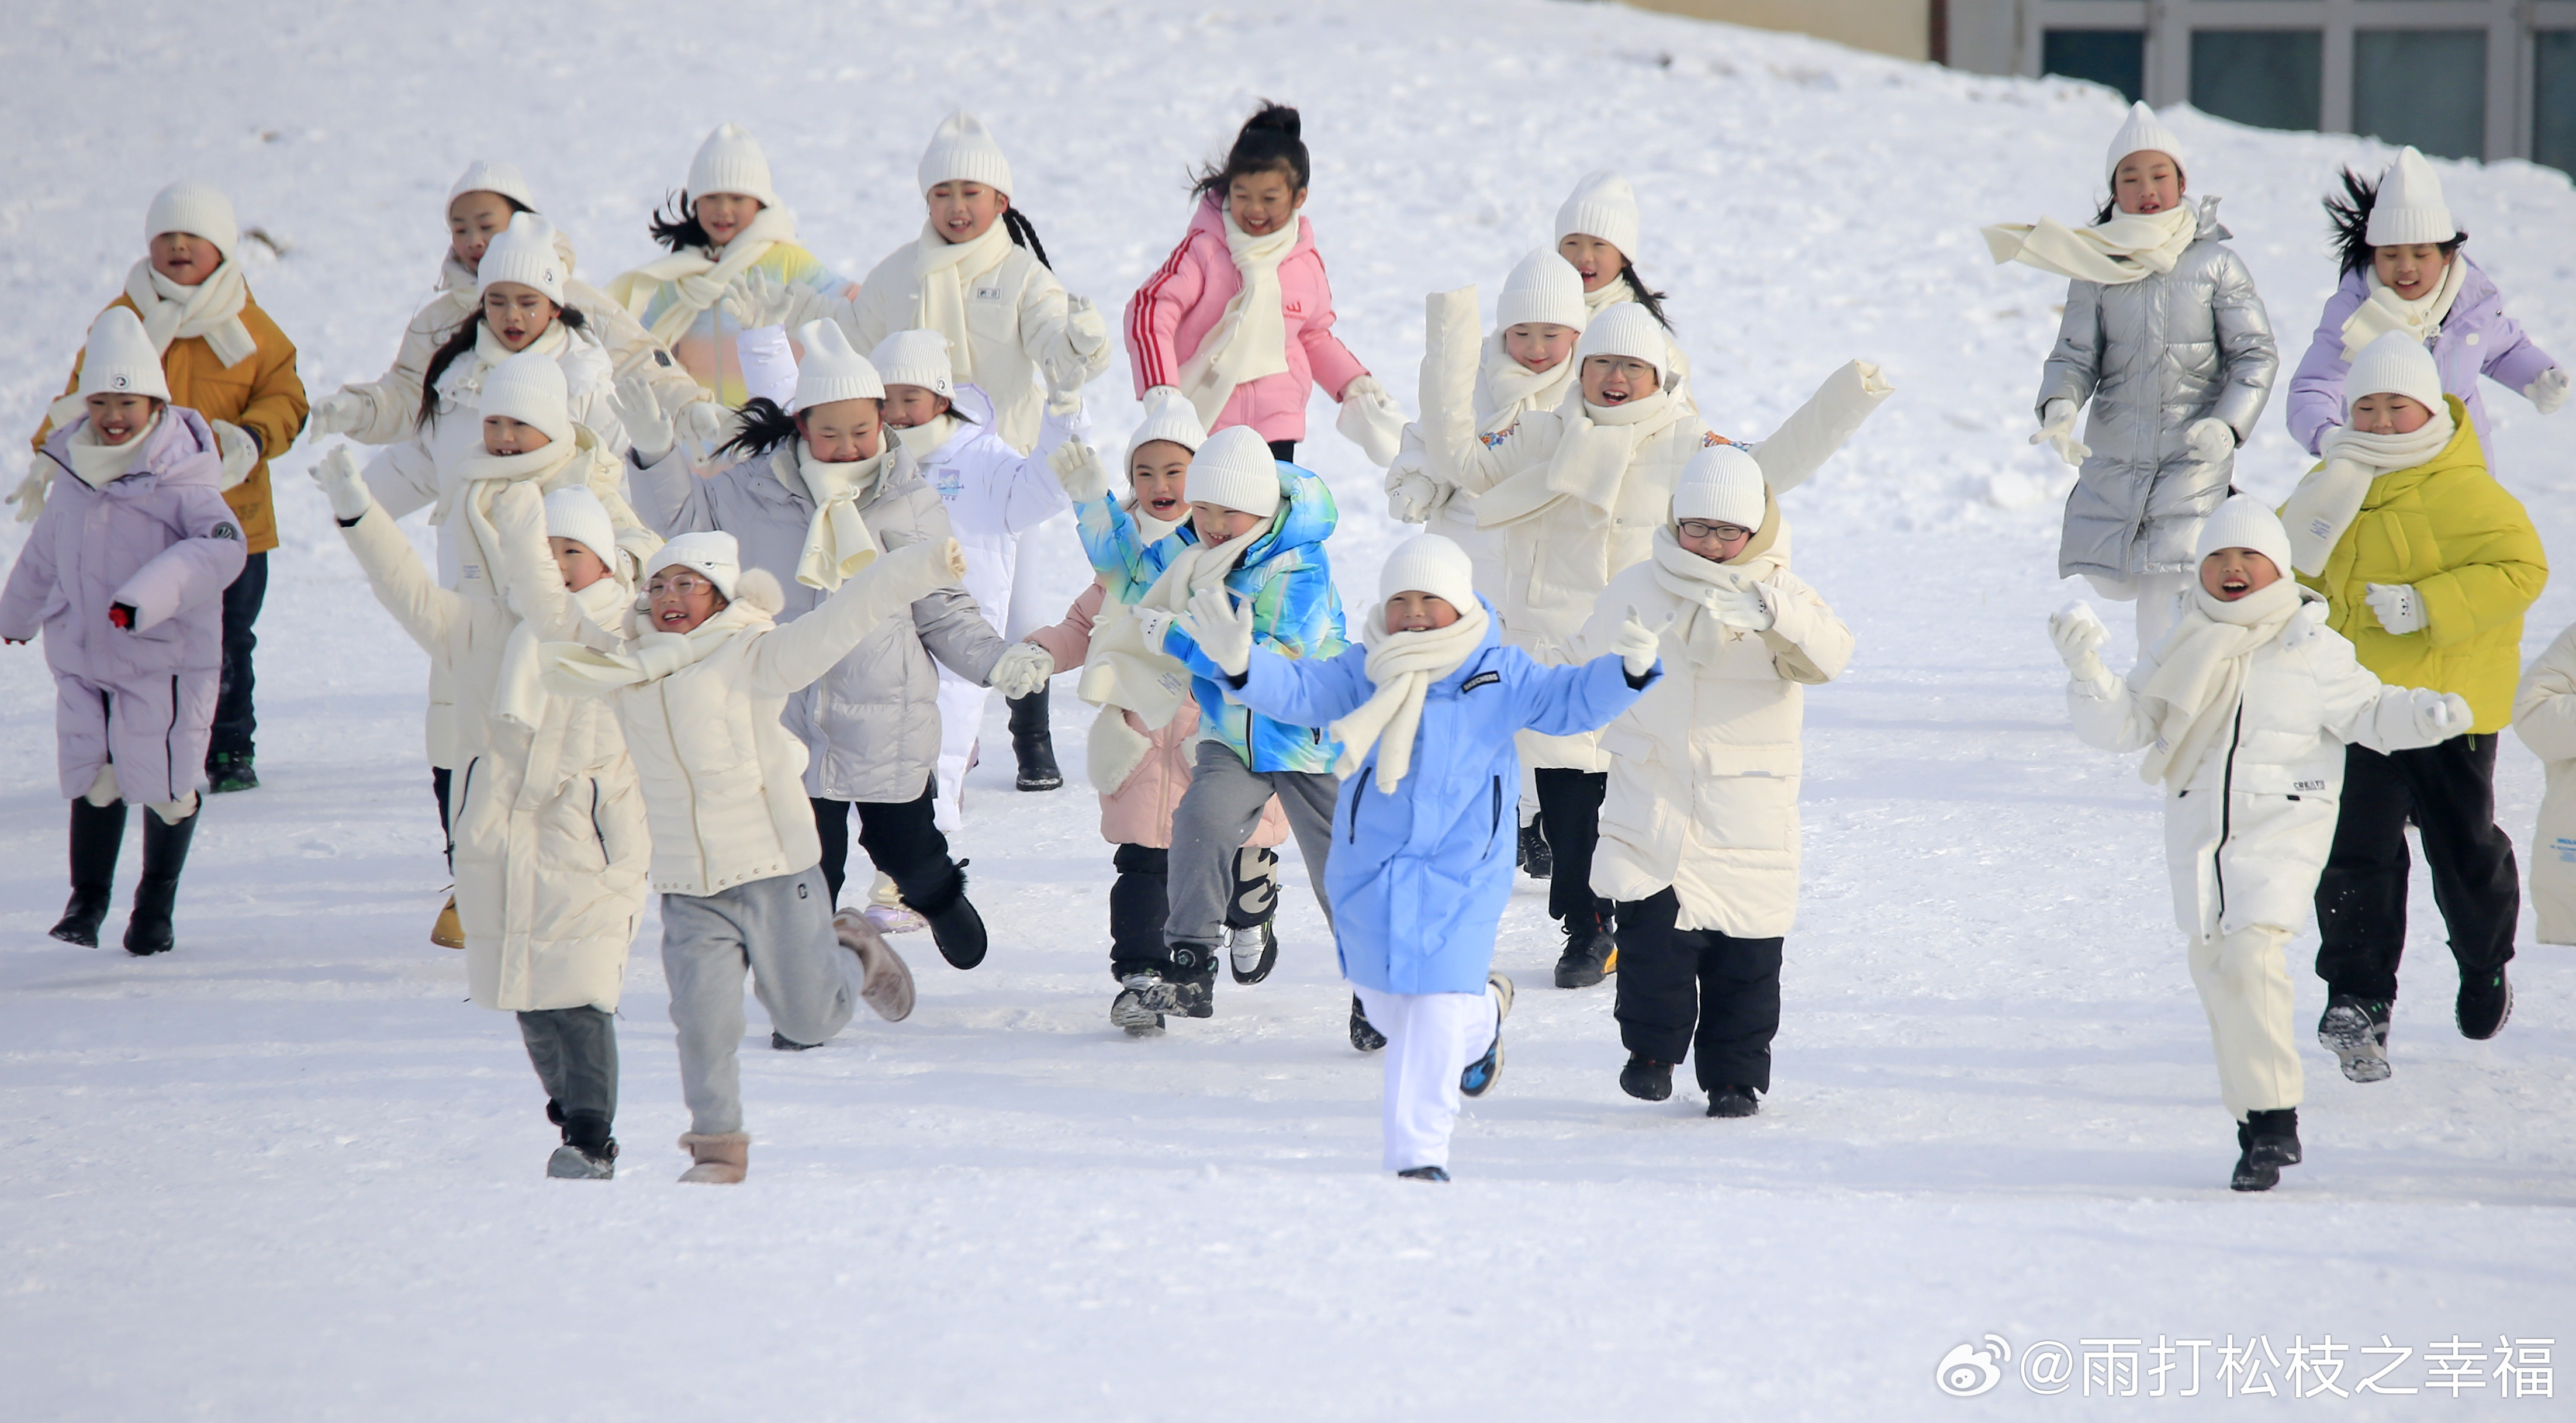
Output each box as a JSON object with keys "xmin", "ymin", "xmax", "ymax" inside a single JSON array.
[
  {"xmin": 50, "ymin": 799, "xmax": 128, "ymax": 947},
  {"xmin": 905, "ymin": 861, "xmax": 989, "ymax": 970},
  {"xmin": 2231, "ymin": 1108, "xmax": 2302, "ymax": 1191},
  {"xmin": 548, "ymin": 1108, "xmax": 617, "ymax": 1180},
  {"xmin": 1517, "ymin": 818, "xmax": 1552, "ymax": 879},
  {"xmin": 123, "ymin": 807, "xmax": 199, "ymax": 956},
  {"xmin": 1620, "ymin": 1055, "xmax": 1673, "ymax": 1102},
  {"xmin": 1225, "ymin": 845, "xmax": 1281, "ymax": 985},
  {"xmin": 2457, "ymin": 966, "xmax": 2513, "ymax": 1041},
  {"xmin": 1552, "ymin": 914, "xmax": 1615, "ymax": 989},
  {"xmin": 1705, "ymin": 1084, "xmax": 1761, "ymax": 1118},
  {"xmin": 1008, "ymin": 686, "xmax": 1063, "ymax": 792}
]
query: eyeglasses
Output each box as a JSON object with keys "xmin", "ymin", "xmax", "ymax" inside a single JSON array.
[
  {"xmin": 646, "ymin": 574, "xmax": 712, "ymax": 599},
  {"xmin": 1676, "ymin": 520, "xmax": 1751, "ymax": 542}
]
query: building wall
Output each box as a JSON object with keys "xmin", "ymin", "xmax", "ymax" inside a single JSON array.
[{"xmin": 1616, "ymin": 0, "xmax": 1933, "ymax": 63}]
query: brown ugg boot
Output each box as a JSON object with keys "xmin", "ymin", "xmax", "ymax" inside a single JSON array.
[
  {"xmin": 676, "ymin": 1132, "xmax": 749, "ymax": 1184},
  {"xmin": 834, "ymin": 908, "xmax": 915, "ymax": 1022}
]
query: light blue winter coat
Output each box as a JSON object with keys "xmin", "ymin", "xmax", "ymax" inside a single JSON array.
[{"xmin": 1236, "ymin": 602, "xmax": 1654, "ymax": 994}]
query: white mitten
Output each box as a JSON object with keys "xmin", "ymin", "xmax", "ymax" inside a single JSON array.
[
  {"xmin": 1132, "ymin": 606, "xmax": 1178, "ymax": 648},
  {"xmin": 310, "ymin": 445, "xmax": 375, "ymax": 522},
  {"xmin": 2048, "ymin": 600, "xmax": 2112, "ymax": 684},
  {"xmin": 307, "ymin": 389, "xmax": 369, "ymax": 439},
  {"xmin": 210, "ymin": 420, "xmax": 261, "ymax": 490},
  {"xmin": 1178, "ymin": 586, "xmax": 1255, "ymax": 676},
  {"xmin": 2031, "ymin": 399, "xmax": 2091, "ymax": 467},
  {"xmin": 1335, "ymin": 375, "xmax": 1405, "ymax": 465},
  {"xmin": 1063, "ymin": 293, "xmax": 1109, "ymax": 358},
  {"xmin": 1385, "ymin": 461, "xmax": 1437, "ymax": 524},
  {"xmin": 987, "ymin": 643, "xmax": 1055, "ymax": 699},
  {"xmin": 719, "ymin": 268, "xmax": 818, "ymax": 331},
  {"xmin": 672, "ymin": 398, "xmax": 729, "ymax": 451},
  {"xmin": 1047, "ymin": 437, "xmax": 1111, "ymax": 503},
  {"xmin": 1703, "ymin": 579, "xmax": 1775, "ymax": 631},
  {"xmin": 2184, "ymin": 416, "xmax": 2236, "ymax": 465},
  {"xmin": 1610, "ymin": 606, "xmax": 1668, "ymax": 678},
  {"xmin": 9, "ymin": 454, "xmax": 51, "ymax": 524},
  {"xmin": 2365, "ymin": 582, "xmax": 2426, "ymax": 636},
  {"xmin": 610, "ymin": 374, "xmax": 676, "ymax": 462},
  {"xmin": 1855, "ymin": 361, "xmax": 1894, "ymax": 398},
  {"xmin": 2526, "ymin": 367, "xmax": 2570, "ymax": 416},
  {"xmin": 2418, "ymin": 690, "xmax": 2474, "ymax": 738}
]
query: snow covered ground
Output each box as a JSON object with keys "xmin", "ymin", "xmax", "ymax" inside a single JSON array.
[{"xmin": 4, "ymin": 0, "xmax": 2574, "ymax": 1416}]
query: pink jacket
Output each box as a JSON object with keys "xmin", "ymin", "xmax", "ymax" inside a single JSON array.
[
  {"xmin": 1027, "ymin": 581, "xmax": 1288, "ymax": 851},
  {"xmin": 1124, "ymin": 196, "xmax": 1369, "ymax": 444}
]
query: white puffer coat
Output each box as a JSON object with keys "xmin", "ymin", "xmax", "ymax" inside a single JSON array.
[
  {"xmin": 341, "ymin": 483, "xmax": 646, "ymax": 1012},
  {"xmin": 840, "ymin": 237, "xmax": 1111, "ymax": 453},
  {"xmin": 1578, "ymin": 518, "xmax": 1852, "ymax": 937},
  {"xmin": 2511, "ymin": 621, "xmax": 2576, "ymax": 944},
  {"xmin": 2071, "ymin": 590, "xmax": 2456, "ymax": 938},
  {"xmin": 1389, "ymin": 285, "xmax": 1581, "ymax": 596}
]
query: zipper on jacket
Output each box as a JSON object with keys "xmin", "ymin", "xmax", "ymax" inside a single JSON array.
[
  {"xmin": 589, "ymin": 779, "xmax": 610, "ymax": 869},
  {"xmin": 453, "ymin": 757, "xmax": 481, "ymax": 837},
  {"xmin": 2212, "ymin": 701, "xmax": 2246, "ymax": 924},
  {"xmin": 1487, "ymin": 775, "xmax": 1503, "ymax": 851},
  {"xmin": 1348, "ymin": 782, "xmax": 1363, "ymax": 843}
]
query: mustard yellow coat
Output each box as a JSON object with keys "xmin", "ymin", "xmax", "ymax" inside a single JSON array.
[{"xmin": 2290, "ymin": 397, "xmax": 2546, "ymax": 732}]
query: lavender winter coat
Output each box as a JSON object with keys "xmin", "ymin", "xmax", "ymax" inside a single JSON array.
[
  {"xmin": 2286, "ymin": 257, "xmax": 2558, "ymax": 458},
  {"xmin": 0, "ymin": 407, "xmax": 247, "ymax": 802}
]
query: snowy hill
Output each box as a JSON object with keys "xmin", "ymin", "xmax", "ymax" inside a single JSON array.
[{"xmin": 3, "ymin": 1, "xmax": 2572, "ymax": 1418}]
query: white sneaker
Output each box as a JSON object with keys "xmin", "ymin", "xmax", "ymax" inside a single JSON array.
[
  {"xmin": 863, "ymin": 903, "xmax": 927, "ymax": 935},
  {"xmin": 1227, "ymin": 920, "xmax": 1278, "ymax": 985}
]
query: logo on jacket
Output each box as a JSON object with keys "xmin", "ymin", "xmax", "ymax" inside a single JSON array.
[
  {"xmin": 210, "ymin": 522, "xmax": 240, "ymax": 541},
  {"xmin": 1460, "ymin": 671, "xmax": 1500, "ymax": 693},
  {"xmin": 1703, "ymin": 431, "xmax": 1740, "ymax": 448},
  {"xmin": 2294, "ymin": 779, "xmax": 2326, "ymax": 792},
  {"xmin": 973, "ymin": 285, "xmax": 1002, "ymax": 302},
  {"xmin": 1479, "ymin": 424, "xmax": 1517, "ymax": 448}
]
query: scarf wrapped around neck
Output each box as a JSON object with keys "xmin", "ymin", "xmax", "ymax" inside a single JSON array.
[
  {"xmin": 436, "ymin": 435, "xmax": 584, "ymax": 602},
  {"xmin": 912, "ymin": 220, "xmax": 1013, "ymax": 385},
  {"xmin": 436, "ymin": 320, "xmax": 570, "ymax": 409},
  {"xmin": 1329, "ymin": 600, "xmax": 1492, "ymax": 793},
  {"xmin": 494, "ymin": 568, "xmax": 631, "ymax": 737},
  {"xmin": 64, "ymin": 412, "xmax": 163, "ymax": 491},
  {"xmin": 620, "ymin": 205, "xmax": 799, "ymax": 344},
  {"xmin": 1645, "ymin": 513, "xmax": 1777, "ymax": 654},
  {"xmin": 1472, "ymin": 339, "xmax": 1578, "ymax": 426},
  {"xmin": 1982, "ymin": 201, "xmax": 2199, "ymax": 286},
  {"xmin": 123, "ymin": 258, "xmax": 257, "ymax": 369},
  {"xmin": 2135, "ymin": 579, "xmax": 2304, "ymax": 789},
  {"xmin": 776, "ymin": 441, "xmax": 887, "ymax": 590},
  {"xmin": 1072, "ymin": 499, "xmax": 1197, "ymax": 792},
  {"xmin": 2280, "ymin": 405, "xmax": 2459, "ymax": 575},
  {"xmin": 1473, "ymin": 388, "xmax": 1686, "ymax": 531},
  {"xmin": 1174, "ymin": 208, "xmax": 1296, "ymax": 427},
  {"xmin": 2341, "ymin": 258, "xmax": 2467, "ymax": 361},
  {"xmin": 542, "ymin": 597, "xmax": 773, "ymax": 697},
  {"xmin": 895, "ymin": 413, "xmax": 962, "ymax": 464}
]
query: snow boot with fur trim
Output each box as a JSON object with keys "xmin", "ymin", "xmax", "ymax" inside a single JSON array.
[
  {"xmin": 677, "ymin": 1132, "xmax": 749, "ymax": 1184},
  {"xmin": 905, "ymin": 863, "xmax": 988, "ymax": 970},
  {"xmin": 834, "ymin": 907, "xmax": 915, "ymax": 1021}
]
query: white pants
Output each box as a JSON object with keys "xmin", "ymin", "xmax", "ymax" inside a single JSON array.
[
  {"xmin": 1351, "ymin": 984, "xmax": 1499, "ymax": 1172},
  {"xmin": 2086, "ymin": 571, "xmax": 2193, "ymax": 657},
  {"xmin": 932, "ymin": 669, "xmax": 986, "ymax": 837},
  {"xmin": 2187, "ymin": 925, "xmax": 2302, "ymax": 1120}
]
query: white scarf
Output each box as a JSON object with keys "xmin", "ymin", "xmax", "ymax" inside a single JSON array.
[
  {"xmin": 778, "ymin": 441, "xmax": 886, "ymax": 590},
  {"xmin": 1474, "ymin": 389, "xmax": 1686, "ymax": 531},
  {"xmin": 64, "ymin": 412, "xmax": 162, "ymax": 490},
  {"xmin": 2281, "ymin": 407, "xmax": 2459, "ymax": 575},
  {"xmin": 895, "ymin": 413, "xmax": 962, "ymax": 464},
  {"xmin": 1071, "ymin": 499, "xmax": 1208, "ymax": 792},
  {"xmin": 437, "ymin": 320, "xmax": 570, "ymax": 409},
  {"xmin": 1471, "ymin": 336, "xmax": 1578, "ymax": 426},
  {"xmin": 2340, "ymin": 258, "xmax": 2468, "ymax": 361},
  {"xmin": 494, "ymin": 571, "xmax": 630, "ymax": 734},
  {"xmin": 912, "ymin": 220, "xmax": 1012, "ymax": 385},
  {"xmin": 1330, "ymin": 602, "xmax": 1492, "ymax": 793},
  {"xmin": 1174, "ymin": 209, "xmax": 1296, "ymax": 427},
  {"xmin": 123, "ymin": 259, "xmax": 258, "ymax": 369},
  {"xmin": 1645, "ymin": 519, "xmax": 1774, "ymax": 654},
  {"xmin": 2136, "ymin": 579, "xmax": 2303, "ymax": 789},
  {"xmin": 542, "ymin": 599, "xmax": 772, "ymax": 697},
  {"xmin": 1983, "ymin": 201, "xmax": 2198, "ymax": 286},
  {"xmin": 620, "ymin": 206, "xmax": 799, "ymax": 344},
  {"xmin": 438, "ymin": 437, "xmax": 582, "ymax": 600}
]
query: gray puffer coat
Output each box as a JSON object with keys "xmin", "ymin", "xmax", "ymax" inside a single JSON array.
[
  {"xmin": 632, "ymin": 440, "xmax": 1008, "ymax": 803},
  {"xmin": 2040, "ymin": 203, "xmax": 2277, "ymax": 581}
]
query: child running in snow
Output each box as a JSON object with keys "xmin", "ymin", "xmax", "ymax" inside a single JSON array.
[
  {"xmin": 1987, "ymin": 102, "xmax": 2278, "ymax": 654},
  {"xmin": 541, "ymin": 532, "xmax": 955, "ymax": 1183},
  {"xmin": 312, "ymin": 360, "xmax": 652, "ymax": 1179},
  {"xmin": 1027, "ymin": 392, "xmax": 1295, "ymax": 1021},
  {"xmin": 19, "ymin": 181, "xmax": 306, "ymax": 797},
  {"xmin": 2286, "ymin": 147, "xmax": 2566, "ymax": 467},
  {"xmin": 1180, "ymin": 533, "xmax": 1661, "ymax": 1179},
  {"xmin": 2277, "ymin": 333, "xmax": 2543, "ymax": 1082},
  {"xmin": 4, "ymin": 309, "xmax": 245, "ymax": 956},
  {"xmin": 1125, "ymin": 103, "xmax": 1403, "ymax": 465},
  {"xmin": 2053, "ymin": 496, "xmax": 2471, "ymax": 1191},
  {"xmin": 1579, "ymin": 447, "xmax": 1852, "ymax": 1118}
]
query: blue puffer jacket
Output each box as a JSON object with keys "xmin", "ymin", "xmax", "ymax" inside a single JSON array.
[
  {"xmin": 1078, "ymin": 458, "xmax": 1349, "ymax": 773},
  {"xmin": 1237, "ymin": 605, "xmax": 1653, "ymax": 993}
]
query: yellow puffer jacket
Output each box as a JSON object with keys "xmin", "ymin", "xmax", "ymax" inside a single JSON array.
[{"xmin": 2291, "ymin": 396, "xmax": 2546, "ymax": 732}]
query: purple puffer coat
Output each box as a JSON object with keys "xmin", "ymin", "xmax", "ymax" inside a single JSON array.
[
  {"xmin": 0, "ymin": 407, "xmax": 247, "ymax": 803},
  {"xmin": 2287, "ymin": 257, "xmax": 2559, "ymax": 457}
]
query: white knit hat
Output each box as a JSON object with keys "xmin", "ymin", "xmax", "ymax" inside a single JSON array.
[
  {"xmin": 1575, "ymin": 303, "xmax": 1668, "ymax": 389},
  {"xmin": 447, "ymin": 159, "xmax": 537, "ymax": 212},
  {"xmin": 543, "ymin": 486, "xmax": 617, "ymax": 567},
  {"xmin": 2346, "ymin": 330, "xmax": 2446, "ymax": 415},
  {"xmin": 917, "ymin": 110, "xmax": 1013, "ymax": 196},
  {"xmin": 688, "ymin": 124, "xmax": 778, "ymax": 207},
  {"xmin": 478, "ymin": 349, "xmax": 574, "ymax": 448},
  {"xmin": 1125, "ymin": 387, "xmax": 1208, "ymax": 470},
  {"xmin": 869, "ymin": 330, "xmax": 954, "ymax": 398},
  {"xmin": 1555, "ymin": 170, "xmax": 1640, "ymax": 265},
  {"xmin": 1183, "ymin": 426, "xmax": 1282, "ymax": 519},
  {"xmin": 1671, "ymin": 444, "xmax": 1765, "ymax": 529},
  {"xmin": 78, "ymin": 307, "xmax": 171, "ymax": 402},
  {"xmin": 144, "ymin": 179, "xmax": 238, "ymax": 260},
  {"xmin": 650, "ymin": 530, "xmax": 743, "ymax": 602},
  {"xmin": 2104, "ymin": 101, "xmax": 2188, "ymax": 181},
  {"xmin": 2195, "ymin": 495, "xmax": 2293, "ymax": 575},
  {"xmin": 476, "ymin": 213, "xmax": 567, "ymax": 305},
  {"xmin": 1378, "ymin": 533, "xmax": 1477, "ymax": 611},
  {"xmin": 2366, "ymin": 146, "xmax": 2454, "ymax": 247},
  {"xmin": 789, "ymin": 320, "xmax": 886, "ymax": 413},
  {"xmin": 1496, "ymin": 249, "xmax": 1588, "ymax": 332}
]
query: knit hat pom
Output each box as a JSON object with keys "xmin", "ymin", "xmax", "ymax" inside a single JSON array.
[
  {"xmin": 918, "ymin": 110, "xmax": 1014, "ymax": 197},
  {"xmin": 688, "ymin": 123, "xmax": 778, "ymax": 208},
  {"xmin": 1183, "ymin": 426, "xmax": 1283, "ymax": 519},
  {"xmin": 869, "ymin": 329, "xmax": 955, "ymax": 398},
  {"xmin": 2194, "ymin": 495, "xmax": 2294, "ymax": 575},
  {"xmin": 1671, "ymin": 444, "xmax": 1765, "ymax": 529},
  {"xmin": 1378, "ymin": 534, "xmax": 1478, "ymax": 612},
  {"xmin": 477, "ymin": 212, "xmax": 567, "ymax": 305},
  {"xmin": 2345, "ymin": 330, "xmax": 2446, "ymax": 415},
  {"xmin": 651, "ymin": 530, "xmax": 745, "ymax": 603},
  {"xmin": 542, "ymin": 486, "xmax": 617, "ymax": 567},
  {"xmin": 1575, "ymin": 303, "xmax": 1668, "ymax": 389},
  {"xmin": 144, "ymin": 179, "xmax": 240, "ymax": 261},
  {"xmin": 77, "ymin": 307, "xmax": 172, "ymax": 403},
  {"xmin": 448, "ymin": 159, "xmax": 537, "ymax": 212},
  {"xmin": 2104, "ymin": 101, "xmax": 2188, "ymax": 182},
  {"xmin": 2366, "ymin": 146, "xmax": 2454, "ymax": 247},
  {"xmin": 1496, "ymin": 249, "xmax": 1589, "ymax": 333},
  {"xmin": 479, "ymin": 349, "xmax": 575, "ymax": 448},
  {"xmin": 789, "ymin": 320, "xmax": 887, "ymax": 413},
  {"xmin": 1554, "ymin": 170, "xmax": 1640, "ymax": 265}
]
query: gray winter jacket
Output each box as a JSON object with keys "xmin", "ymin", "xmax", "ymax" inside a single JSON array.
[
  {"xmin": 2040, "ymin": 203, "xmax": 2277, "ymax": 581},
  {"xmin": 631, "ymin": 440, "xmax": 1008, "ymax": 803}
]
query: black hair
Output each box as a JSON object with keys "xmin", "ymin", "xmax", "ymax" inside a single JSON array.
[
  {"xmin": 1617, "ymin": 263, "xmax": 1672, "ymax": 331},
  {"xmin": 717, "ymin": 396, "xmax": 802, "ymax": 459},
  {"xmin": 2324, "ymin": 167, "xmax": 2467, "ymax": 275},
  {"xmin": 648, "ymin": 189, "xmax": 714, "ymax": 253},
  {"xmin": 1191, "ymin": 102, "xmax": 1309, "ymax": 202},
  {"xmin": 416, "ymin": 304, "xmax": 588, "ymax": 430},
  {"xmin": 1000, "ymin": 208, "xmax": 1052, "ymax": 270}
]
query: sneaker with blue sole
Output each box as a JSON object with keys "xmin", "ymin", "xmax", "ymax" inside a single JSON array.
[{"xmin": 1460, "ymin": 972, "xmax": 1514, "ymax": 1097}]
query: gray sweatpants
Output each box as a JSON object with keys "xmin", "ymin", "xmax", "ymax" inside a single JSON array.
[
  {"xmin": 516, "ymin": 1005, "xmax": 617, "ymax": 1128},
  {"xmin": 1166, "ymin": 740, "xmax": 1339, "ymax": 966},
  {"xmin": 661, "ymin": 867, "xmax": 856, "ymax": 1135}
]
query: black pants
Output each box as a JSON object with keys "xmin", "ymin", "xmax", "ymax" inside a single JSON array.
[
  {"xmin": 517, "ymin": 1005, "xmax": 617, "ymax": 1147},
  {"xmin": 1266, "ymin": 440, "xmax": 1295, "ymax": 463},
  {"xmin": 1107, "ymin": 842, "xmax": 1278, "ymax": 980},
  {"xmin": 811, "ymin": 777, "xmax": 957, "ymax": 910},
  {"xmin": 431, "ymin": 767, "xmax": 454, "ymax": 868},
  {"xmin": 209, "ymin": 551, "xmax": 266, "ymax": 761},
  {"xmin": 1613, "ymin": 889, "xmax": 1782, "ymax": 1093},
  {"xmin": 2314, "ymin": 735, "xmax": 2519, "ymax": 1002},
  {"xmin": 1533, "ymin": 768, "xmax": 1612, "ymax": 931}
]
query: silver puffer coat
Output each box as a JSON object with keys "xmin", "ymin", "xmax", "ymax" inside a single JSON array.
[{"xmin": 2040, "ymin": 203, "xmax": 2277, "ymax": 581}]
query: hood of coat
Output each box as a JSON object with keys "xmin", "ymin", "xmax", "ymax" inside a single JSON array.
[
  {"xmin": 1715, "ymin": 486, "xmax": 1786, "ymax": 570},
  {"xmin": 2330, "ymin": 252, "xmax": 2502, "ymax": 329},
  {"xmin": 1186, "ymin": 192, "xmax": 1318, "ymax": 264},
  {"xmin": 42, "ymin": 404, "xmax": 224, "ymax": 492},
  {"xmin": 2356, "ymin": 395, "xmax": 2485, "ymax": 506},
  {"xmin": 2190, "ymin": 198, "xmax": 2231, "ymax": 245}
]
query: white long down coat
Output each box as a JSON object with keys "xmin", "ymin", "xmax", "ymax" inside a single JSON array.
[
  {"xmin": 2510, "ymin": 622, "xmax": 2576, "ymax": 944},
  {"xmin": 2071, "ymin": 591, "xmax": 2453, "ymax": 939}
]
